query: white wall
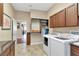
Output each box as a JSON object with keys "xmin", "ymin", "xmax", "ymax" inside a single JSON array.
[
  {"xmin": 15, "ymin": 11, "xmax": 31, "ymax": 32},
  {"xmin": 31, "ymin": 10, "xmax": 48, "ymax": 19},
  {"xmin": 53, "ymin": 27, "xmax": 79, "ymax": 33},
  {"xmin": 0, "ymin": 3, "xmax": 15, "ymax": 41},
  {"xmin": 14, "ymin": 11, "xmax": 31, "ymax": 39}
]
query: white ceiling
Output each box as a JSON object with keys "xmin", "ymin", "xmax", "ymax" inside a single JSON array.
[{"xmin": 12, "ymin": 3, "xmax": 54, "ymax": 12}]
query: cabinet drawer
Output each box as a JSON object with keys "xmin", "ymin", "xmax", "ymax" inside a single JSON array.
[
  {"xmin": 71, "ymin": 51, "xmax": 79, "ymax": 56},
  {"xmin": 10, "ymin": 44, "xmax": 15, "ymax": 56},
  {"xmin": 71, "ymin": 45, "xmax": 79, "ymax": 51},
  {"xmin": 71, "ymin": 45, "xmax": 79, "ymax": 56}
]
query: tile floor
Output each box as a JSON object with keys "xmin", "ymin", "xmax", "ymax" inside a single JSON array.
[{"xmin": 15, "ymin": 43, "xmax": 47, "ymax": 56}]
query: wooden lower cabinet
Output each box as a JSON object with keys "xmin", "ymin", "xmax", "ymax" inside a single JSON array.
[
  {"xmin": 71, "ymin": 44, "xmax": 79, "ymax": 56},
  {"xmin": 2, "ymin": 47, "xmax": 11, "ymax": 56},
  {"xmin": 27, "ymin": 32, "xmax": 30, "ymax": 45},
  {"xmin": 1, "ymin": 41, "xmax": 15, "ymax": 56},
  {"xmin": 10, "ymin": 41, "xmax": 15, "ymax": 56},
  {"xmin": 0, "ymin": 3, "xmax": 3, "ymax": 26}
]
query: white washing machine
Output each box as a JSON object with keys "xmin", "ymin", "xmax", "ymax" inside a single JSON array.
[{"xmin": 43, "ymin": 37, "xmax": 51, "ymax": 56}]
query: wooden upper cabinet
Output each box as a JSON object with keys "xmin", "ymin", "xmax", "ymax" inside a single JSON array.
[
  {"xmin": 78, "ymin": 4, "xmax": 79, "ymax": 26},
  {"xmin": 50, "ymin": 3, "xmax": 78, "ymax": 28},
  {"xmin": 78, "ymin": 3, "xmax": 79, "ymax": 16},
  {"xmin": 50, "ymin": 9, "xmax": 66, "ymax": 28},
  {"xmin": 50, "ymin": 15, "xmax": 56, "ymax": 28},
  {"xmin": 66, "ymin": 4, "xmax": 77, "ymax": 26},
  {"xmin": 56, "ymin": 10, "xmax": 66, "ymax": 27},
  {"xmin": 50, "ymin": 16, "xmax": 53, "ymax": 28},
  {"xmin": 0, "ymin": 3, "xmax": 3, "ymax": 26}
]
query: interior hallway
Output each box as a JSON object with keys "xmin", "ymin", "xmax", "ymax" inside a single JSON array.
[{"xmin": 15, "ymin": 44, "xmax": 47, "ymax": 56}]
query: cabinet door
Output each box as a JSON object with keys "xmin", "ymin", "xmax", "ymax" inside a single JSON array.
[
  {"xmin": 56, "ymin": 10, "xmax": 66, "ymax": 27},
  {"xmin": 27, "ymin": 32, "xmax": 30, "ymax": 45},
  {"xmin": 50, "ymin": 10, "xmax": 66, "ymax": 28},
  {"xmin": 1, "ymin": 48, "xmax": 10, "ymax": 56},
  {"xmin": 71, "ymin": 44, "xmax": 79, "ymax": 56},
  {"xmin": 10, "ymin": 43, "xmax": 15, "ymax": 56},
  {"xmin": 78, "ymin": 4, "xmax": 79, "ymax": 16},
  {"xmin": 0, "ymin": 3, "xmax": 3, "ymax": 26},
  {"xmin": 78, "ymin": 4, "xmax": 79, "ymax": 26},
  {"xmin": 50, "ymin": 15, "xmax": 56, "ymax": 28},
  {"xmin": 50, "ymin": 16, "xmax": 53, "ymax": 28},
  {"xmin": 66, "ymin": 4, "xmax": 77, "ymax": 26},
  {"xmin": 55, "ymin": 14, "xmax": 59, "ymax": 27}
]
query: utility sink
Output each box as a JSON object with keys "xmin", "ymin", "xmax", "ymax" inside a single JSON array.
[{"xmin": 55, "ymin": 37, "xmax": 70, "ymax": 40}]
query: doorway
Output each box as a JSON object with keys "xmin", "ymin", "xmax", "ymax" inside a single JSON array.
[{"xmin": 16, "ymin": 21, "xmax": 27, "ymax": 44}]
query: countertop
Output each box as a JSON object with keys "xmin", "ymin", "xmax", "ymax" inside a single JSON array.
[
  {"xmin": 71, "ymin": 41, "xmax": 79, "ymax": 47},
  {"xmin": 43, "ymin": 34, "xmax": 79, "ymax": 43},
  {"xmin": 0, "ymin": 41, "xmax": 14, "ymax": 55}
]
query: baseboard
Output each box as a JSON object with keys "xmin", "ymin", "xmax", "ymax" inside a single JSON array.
[{"xmin": 31, "ymin": 42, "xmax": 43, "ymax": 45}]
